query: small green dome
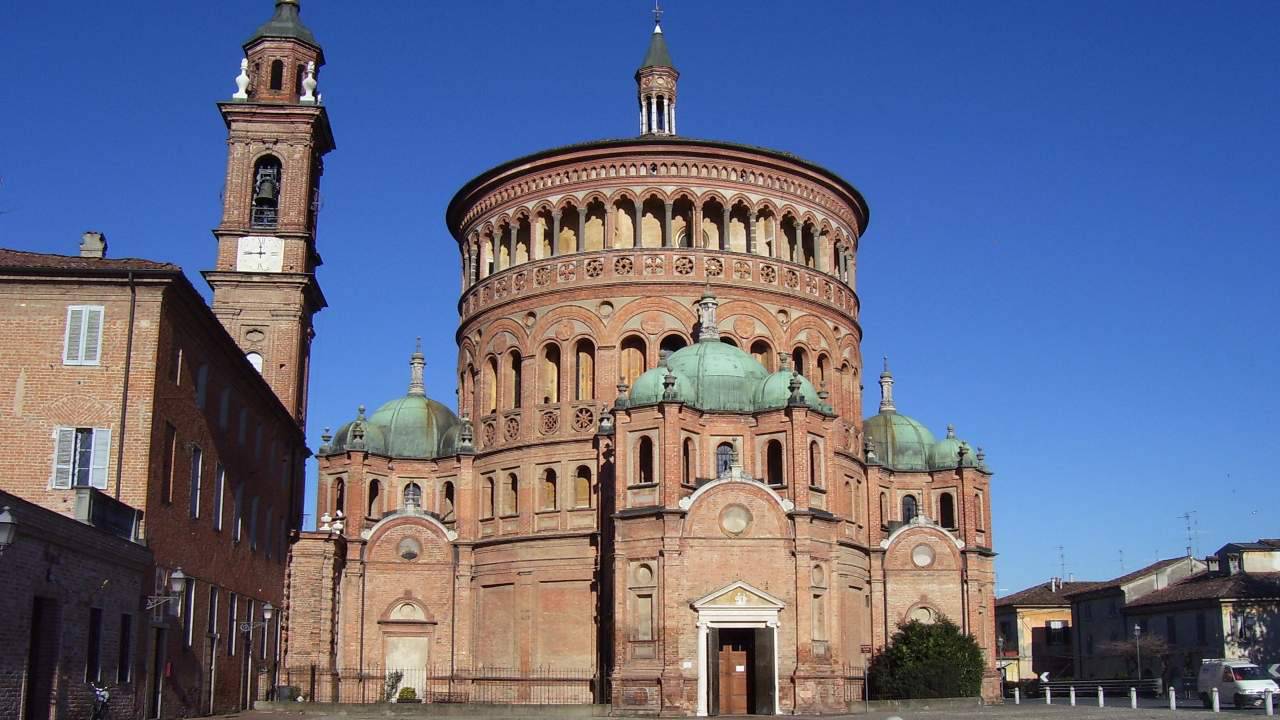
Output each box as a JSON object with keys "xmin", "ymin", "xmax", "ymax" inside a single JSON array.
[
  {"xmin": 928, "ymin": 426, "xmax": 980, "ymax": 470},
  {"xmin": 863, "ymin": 411, "xmax": 936, "ymax": 471},
  {"xmin": 754, "ymin": 369, "xmax": 822, "ymax": 411},
  {"xmin": 630, "ymin": 340, "xmax": 767, "ymax": 413}
]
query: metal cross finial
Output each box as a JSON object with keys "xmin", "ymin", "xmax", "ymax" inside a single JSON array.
[{"xmin": 653, "ymin": 0, "xmax": 663, "ymax": 26}]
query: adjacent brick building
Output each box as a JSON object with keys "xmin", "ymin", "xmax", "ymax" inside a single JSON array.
[
  {"xmin": 996, "ymin": 578, "xmax": 1096, "ymax": 683},
  {"xmin": 281, "ymin": 11, "xmax": 1002, "ymax": 715},
  {"xmin": 0, "ymin": 0, "xmax": 330, "ymax": 715}
]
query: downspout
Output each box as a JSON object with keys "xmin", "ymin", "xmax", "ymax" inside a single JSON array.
[
  {"xmin": 450, "ymin": 544, "xmax": 458, "ymax": 696},
  {"xmin": 358, "ymin": 543, "xmax": 366, "ymax": 694},
  {"xmin": 115, "ymin": 270, "xmax": 137, "ymax": 500}
]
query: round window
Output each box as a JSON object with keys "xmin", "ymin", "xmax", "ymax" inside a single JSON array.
[
  {"xmin": 719, "ymin": 504, "xmax": 753, "ymax": 537},
  {"xmin": 398, "ymin": 537, "xmax": 421, "ymax": 561},
  {"xmin": 911, "ymin": 543, "xmax": 935, "ymax": 568}
]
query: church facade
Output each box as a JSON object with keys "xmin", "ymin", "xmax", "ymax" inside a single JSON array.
[{"xmin": 274, "ymin": 5, "xmax": 1000, "ymax": 715}]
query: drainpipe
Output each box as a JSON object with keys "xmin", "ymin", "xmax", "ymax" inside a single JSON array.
[{"xmin": 115, "ymin": 270, "xmax": 137, "ymax": 501}]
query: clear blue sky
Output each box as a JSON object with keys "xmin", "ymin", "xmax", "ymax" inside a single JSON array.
[{"xmin": 3, "ymin": 1, "xmax": 1277, "ymax": 595}]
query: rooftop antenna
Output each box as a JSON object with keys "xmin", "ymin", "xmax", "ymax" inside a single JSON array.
[
  {"xmin": 1058, "ymin": 545, "xmax": 1066, "ymax": 580},
  {"xmin": 1118, "ymin": 548, "xmax": 1126, "ymax": 573},
  {"xmin": 1177, "ymin": 510, "xmax": 1201, "ymax": 557}
]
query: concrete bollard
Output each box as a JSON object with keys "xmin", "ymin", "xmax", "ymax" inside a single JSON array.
[
  {"xmin": 1130, "ymin": 687, "xmax": 1137, "ymax": 709},
  {"xmin": 1212, "ymin": 687, "xmax": 1220, "ymax": 712},
  {"xmin": 1070, "ymin": 686, "xmax": 1076, "ymax": 706},
  {"xmin": 1046, "ymin": 686, "xmax": 1052, "ymax": 704},
  {"xmin": 1098, "ymin": 686, "xmax": 1105, "ymax": 707},
  {"xmin": 1013, "ymin": 687, "xmax": 1020, "ymax": 704},
  {"xmin": 1168, "ymin": 686, "xmax": 1176, "ymax": 710},
  {"xmin": 1265, "ymin": 688, "xmax": 1273, "ymax": 716}
]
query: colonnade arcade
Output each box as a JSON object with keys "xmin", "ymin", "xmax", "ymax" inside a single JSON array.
[{"xmin": 462, "ymin": 194, "xmax": 857, "ymax": 288}]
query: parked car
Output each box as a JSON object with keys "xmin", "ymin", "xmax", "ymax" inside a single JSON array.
[{"xmin": 1197, "ymin": 659, "xmax": 1279, "ymax": 708}]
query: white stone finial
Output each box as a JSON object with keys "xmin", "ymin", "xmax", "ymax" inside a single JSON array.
[
  {"xmin": 879, "ymin": 355, "xmax": 896, "ymax": 413},
  {"xmin": 300, "ymin": 61, "xmax": 317, "ymax": 102},
  {"xmin": 233, "ymin": 58, "xmax": 250, "ymax": 100}
]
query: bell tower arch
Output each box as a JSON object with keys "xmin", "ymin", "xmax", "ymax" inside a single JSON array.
[{"xmin": 205, "ymin": 0, "xmax": 335, "ymax": 428}]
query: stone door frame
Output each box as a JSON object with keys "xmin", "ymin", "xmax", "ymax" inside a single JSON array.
[{"xmin": 693, "ymin": 581, "xmax": 783, "ymax": 716}]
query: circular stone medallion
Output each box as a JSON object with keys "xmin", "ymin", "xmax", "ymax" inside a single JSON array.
[
  {"xmin": 911, "ymin": 543, "xmax": 935, "ymax": 568},
  {"xmin": 719, "ymin": 504, "xmax": 753, "ymax": 537}
]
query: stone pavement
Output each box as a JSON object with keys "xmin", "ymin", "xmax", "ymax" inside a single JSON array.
[{"xmin": 227, "ymin": 702, "xmax": 1274, "ymax": 720}]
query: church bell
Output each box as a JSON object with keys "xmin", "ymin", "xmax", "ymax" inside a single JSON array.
[{"xmin": 254, "ymin": 176, "xmax": 278, "ymax": 203}]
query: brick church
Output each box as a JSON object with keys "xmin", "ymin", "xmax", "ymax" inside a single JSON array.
[{"xmin": 265, "ymin": 2, "xmax": 1001, "ymax": 716}]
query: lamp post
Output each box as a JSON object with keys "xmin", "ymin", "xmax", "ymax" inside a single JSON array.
[
  {"xmin": 146, "ymin": 567, "xmax": 186, "ymax": 610},
  {"xmin": 1133, "ymin": 623, "xmax": 1142, "ymax": 681},
  {"xmin": 0, "ymin": 506, "xmax": 16, "ymax": 554},
  {"xmin": 238, "ymin": 602, "xmax": 274, "ymax": 708},
  {"xmin": 239, "ymin": 601, "xmax": 274, "ymax": 635},
  {"xmin": 997, "ymin": 636, "xmax": 1007, "ymax": 698}
]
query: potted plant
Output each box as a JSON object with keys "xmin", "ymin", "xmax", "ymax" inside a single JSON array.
[{"xmin": 396, "ymin": 686, "xmax": 421, "ymax": 704}]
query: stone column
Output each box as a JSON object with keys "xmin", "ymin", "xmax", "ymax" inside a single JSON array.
[
  {"xmin": 662, "ymin": 201, "xmax": 673, "ymax": 247},
  {"xmin": 670, "ymin": 99, "xmax": 676, "ymax": 134},
  {"xmin": 604, "ymin": 203, "xmax": 615, "ymax": 249},
  {"xmin": 633, "ymin": 202, "xmax": 642, "ymax": 248},
  {"xmin": 639, "ymin": 98, "xmax": 646, "ymax": 134},
  {"xmin": 576, "ymin": 207, "xmax": 586, "ymax": 253},
  {"xmin": 667, "ymin": 99, "xmax": 674, "ymax": 135},
  {"xmin": 692, "ymin": 205, "xmax": 703, "ymax": 248},
  {"xmin": 649, "ymin": 95, "xmax": 657, "ymax": 134},
  {"xmin": 746, "ymin": 213, "xmax": 756, "ymax": 255},
  {"xmin": 551, "ymin": 210, "xmax": 561, "ymax": 257},
  {"xmin": 508, "ymin": 222, "xmax": 518, "ymax": 266},
  {"xmin": 721, "ymin": 207, "xmax": 731, "ymax": 251}
]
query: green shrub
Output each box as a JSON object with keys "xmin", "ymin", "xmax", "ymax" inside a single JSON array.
[
  {"xmin": 867, "ymin": 616, "xmax": 985, "ymax": 699},
  {"xmin": 397, "ymin": 686, "xmax": 418, "ymax": 702}
]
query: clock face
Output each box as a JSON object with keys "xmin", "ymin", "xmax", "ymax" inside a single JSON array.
[{"xmin": 236, "ymin": 236, "xmax": 284, "ymax": 272}]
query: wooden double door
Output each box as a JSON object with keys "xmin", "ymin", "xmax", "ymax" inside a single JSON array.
[{"xmin": 707, "ymin": 627, "xmax": 775, "ymax": 715}]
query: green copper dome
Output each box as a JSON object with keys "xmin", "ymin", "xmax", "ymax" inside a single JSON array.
[
  {"xmin": 863, "ymin": 411, "xmax": 936, "ymax": 471},
  {"xmin": 755, "ymin": 368, "xmax": 823, "ymax": 411},
  {"xmin": 322, "ymin": 343, "xmax": 462, "ymax": 459},
  {"xmin": 928, "ymin": 426, "xmax": 980, "ymax": 470},
  {"xmin": 630, "ymin": 340, "xmax": 768, "ymax": 413},
  {"xmin": 245, "ymin": 0, "xmax": 321, "ymax": 51}
]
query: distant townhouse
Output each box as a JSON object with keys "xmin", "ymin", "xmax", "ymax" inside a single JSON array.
[{"xmin": 996, "ymin": 578, "xmax": 1097, "ymax": 683}]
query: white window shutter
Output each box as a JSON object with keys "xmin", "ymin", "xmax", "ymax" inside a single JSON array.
[
  {"xmin": 90, "ymin": 428, "xmax": 112, "ymax": 489},
  {"xmin": 52, "ymin": 427, "xmax": 75, "ymax": 488},
  {"xmin": 64, "ymin": 308, "xmax": 85, "ymax": 364},
  {"xmin": 82, "ymin": 307, "xmax": 103, "ymax": 364}
]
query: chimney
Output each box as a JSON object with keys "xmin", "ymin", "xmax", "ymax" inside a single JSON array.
[{"xmin": 80, "ymin": 231, "xmax": 107, "ymax": 259}]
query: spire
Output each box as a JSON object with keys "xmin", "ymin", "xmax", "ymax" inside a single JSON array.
[
  {"xmin": 636, "ymin": 4, "xmax": 679, "ymax": 137},
  {"xmin": 246, "ymin": 0, "xmax": 320, "ymax": 51},
  {"xmin": 408, "ymin": 337, "xmax": 426, "ymax": 396},
  {"xmin": 879, "ymin": 356, "xmax": 896, "ymax": 413},
  {"xmin": 695, "ymin": 287, "xmax": 719, "ymax": 342}
]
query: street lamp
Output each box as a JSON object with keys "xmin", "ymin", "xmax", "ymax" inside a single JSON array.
[
  {"xmin": 239, "ymin": 602, "xmax": 274, "ymax": 634},
  {"xmin": 146, "ymin": 567, "xmax": 186, "ymax": 610},
  {"xmin": 0, "ymin": 506, "xmax": 17, "ymax": 554},
  {"xmin": 996, "ymin": 636, "xmax": 1007, "ymax": 698},
  {"xmin": 1133, "ymin": 623, "xmax": 1142, "ymax": 681}
]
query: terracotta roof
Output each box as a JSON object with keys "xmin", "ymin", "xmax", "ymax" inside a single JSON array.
[
  {"xmin": 997, "ymin": 580, "xmax": 1101, "ymax": 607},
  {"xmin": 0, "ymin": 248, "xmax": 179, "ymax": 274},
  {"xmin": 1127, "ymin": 572, "xmax": 1280, "ymax": 609},
  {"xmin": 1064, "ymin": 556, "xmax": 1193, "ymax": 598}
]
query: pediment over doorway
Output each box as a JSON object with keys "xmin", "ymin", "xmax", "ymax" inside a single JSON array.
[{"xmin": 692, "ymin": 580, "xmax": 785, "ymax": 611}]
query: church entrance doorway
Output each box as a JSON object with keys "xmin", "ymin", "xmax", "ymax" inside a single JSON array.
[{"xmin": 693, "ymin": 581, "xmax": 784, "ymax": 717}]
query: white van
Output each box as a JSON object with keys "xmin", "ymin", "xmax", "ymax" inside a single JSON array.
[{"xmin": 1197, "ymin": 659, "xmax": 1279, "ymax": 708}]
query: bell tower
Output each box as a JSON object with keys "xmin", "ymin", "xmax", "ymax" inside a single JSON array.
[{"xmin": 205, "ymin": 0, "xmax": 335, "ymax": 428}]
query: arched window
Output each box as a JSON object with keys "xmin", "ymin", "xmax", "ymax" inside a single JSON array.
[
  {"xmin": 402, "ymin": 482, "xmax": 422, "ymax": 509},
  {"xmin": 750, "ymin": 340, "xmax": 774, "ymax": 371},
  {"xmin": 483, "ymin": 478, "xmax": 495, "ymax": 519},
  {"xmin": 367, "ymin": 479, "xmax": 381, "ymax": 517},
  {"xmin": 901, "ymin": 495, "xmax": 918, "ymax": 523},
  {"xmin": 720, "ymin": 337, "xmax": 738, "ymax": 348},
  {"xmin": 505, "ymin": 350, "xmax": 523, "ymax": 409},
  {"xmin": 659, "ymin": 334, "xmax": 687, "ymax": 358},
  {"xmin": 808, "ymin": 441, "xmax": 821, "ymax": 488},
  {"xmin": 716, "ymin": 442, "xmax": 735, "ymax": 477},
  {"xmin": 269, "ymin": 59, "xmax": 284, "ymax": 90},
  {"xmin": 541, "ymin": 469, "xmax": 558, "ymax": 510},
  {"xmin": 441, "ymin": 481, "xmax": 456, "ymax": 522},
  {"xmin": 939, "ymin": 493, "xmax": 956, "ymax": 529},
  {"xmin": 682, "ymin": 438, "xmax": 694, "ymax": 485},
  {"xmin": 792, "ymin": 347, "xmax": 808, "ymax": 377},
  {"xmin": 251, "ymin": 156, "xmax": 281, "ymax": 229},
  {"xmin": 541, "ymin": 344, "xmax": 561, "ymax": 404},
  {"xmin": 246, "ymin": 352, "xmax": 264, "ymax": 373},
  {"xmin": 574, "ymin": 466, "xmax": 592, "ymax": 508},
  {"xmin": 766, "ymin": 440, "xmax": 785, "ymax": 486},
  {"xmin": 503, "ymin": 473, "xmax": 519, "ymax": 516},
  {"xmin": 817, "ymin": 354, "xmax": 830, "ymax": 387},
  {"xmin": 620, "ymin": 336, "xmax": 647, "ymax": 388},
  {"xmin": 333, "ymin": 478, "xmax": 345, "ymax": 514},
  {"xmin": 294, "ymin": 63, "xmax": 305, "ymax": 97},
  {"xmin": 638, "ymin": 436, "xmax": 654, "ymax": 484},
  {"xmin": 484, "ymin": 356, "xmax": 498, "ymax": 414},
  {"xmin": 975, "ymin": 491, "xmax": 985, "ymax": 530},
  {"xmin": 574, "ymin": 339, "xmax": 595, "ymax": 401},
  {"xmin": 879, "ymin": 491, "xmax": 888, "ymax": 526}
]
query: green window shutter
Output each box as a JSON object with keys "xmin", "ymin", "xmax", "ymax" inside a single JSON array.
[
  {"xmin": 82, "ymin": 307, "xmax": 103, "ymax": 364},
  {"xmin": 52, "ymin": 427, "xmax": 75, "ymax": 488},
  {"xmin": 90, "ymin": 428, "xmax": 112, "ymax": 489},
  {"xmin": 64, "ymin": 308, "xmax": 85, "ymax": 364}
]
